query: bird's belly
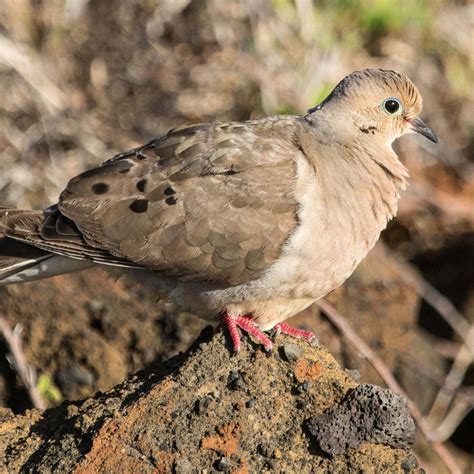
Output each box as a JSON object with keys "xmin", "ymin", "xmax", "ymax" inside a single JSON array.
[{"xmin": 279, "ymin": 244, "xmax": 366, "ymax": 300}]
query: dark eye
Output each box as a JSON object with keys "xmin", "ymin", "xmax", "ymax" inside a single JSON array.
[{"xmin": 382, "ymin": 98, "xmax": 403, "ymax": 115}]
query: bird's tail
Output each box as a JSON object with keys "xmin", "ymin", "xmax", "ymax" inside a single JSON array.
[{"xmin": 0, "ymin": 207, "xmax": 93, "ymax": 285}]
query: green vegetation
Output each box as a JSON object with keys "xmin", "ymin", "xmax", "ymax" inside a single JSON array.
[{"xmin": 37, "ymin": 374, "xmax": 63, "ymax": 404}]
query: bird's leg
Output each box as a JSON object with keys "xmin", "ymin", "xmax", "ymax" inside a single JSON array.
[
  {"xmin": 223, "ymin": 313, "xmax": 273, "ymax": 352},
  {"xmin": 273, "ymin": 322, "xmax": 317, "ymax": 345}
]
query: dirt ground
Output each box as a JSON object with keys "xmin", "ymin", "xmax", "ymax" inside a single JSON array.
[{"xmin": 1, "ymin": 326, "xmax": 421, "ymax": 473}]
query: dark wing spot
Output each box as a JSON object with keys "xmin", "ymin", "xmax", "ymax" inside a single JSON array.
[
  {"xmin": 91, "ymin": 182, "xmax": 109, "ymax": 194},
  {"xmin": 164, "ymin": 187, "xmax": 176, "ymax": 196},
  {"xmin": 165, "ymin": 196, "xmax": 178, "ymax": 205},
  {"xmin": 136, "ymin": 179, "xmax": 147, "ymax": 192},
  {"xmin": 119, "ymin": 168, "xmax": 130, "ymax": 174},
  {"xmin": 129, "ymin": 199, "xmax": 149, "ymax": 213}
]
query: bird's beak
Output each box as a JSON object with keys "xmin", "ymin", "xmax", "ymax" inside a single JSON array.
[{"xmin": 409, "ymin": 117, "xmax": 438, "ymax": 143}]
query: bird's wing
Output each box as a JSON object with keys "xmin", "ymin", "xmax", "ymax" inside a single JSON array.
[{"xmin": 41, "ymin": 119, "xmax": 301, "ymax": 285}]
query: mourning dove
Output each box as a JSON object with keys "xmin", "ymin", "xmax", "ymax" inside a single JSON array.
[{"xmin": 0, "ymin": 69, "xmax": 437, "ymax": 351}]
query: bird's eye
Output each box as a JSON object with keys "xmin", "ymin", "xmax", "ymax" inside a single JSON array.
[{"xmin": 381, "ymin": 98, "xmax": 403, "ymax": 116}]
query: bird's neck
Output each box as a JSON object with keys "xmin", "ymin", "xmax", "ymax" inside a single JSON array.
[
  {"xmin": 357, "ymin": 135, "xmax": 410, "ymax": 192},
  {"xmin": 299, "ymin": 115, "xmax": 408, "ymax": 225},
  {"xmin": 331, "ymin": 143, "xmax": 407, "ymax": 227}
]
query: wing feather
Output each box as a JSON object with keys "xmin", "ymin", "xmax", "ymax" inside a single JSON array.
[{"xmin": 17, "ymin": 119, "xmax": 302, "ymax": 285}]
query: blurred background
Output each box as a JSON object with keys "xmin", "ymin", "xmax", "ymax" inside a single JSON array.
[{"xmin": 0, "ymin": 0, "xmax": 472, "ymax": 472}]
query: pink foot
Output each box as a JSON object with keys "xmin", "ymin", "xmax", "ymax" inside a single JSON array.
[
  {"xmin": 274, "ymin": 322, "xmax": 317, "ymax": 345},
  {"xmin": 223, "ymin": 313, "xmax": 273, "ymax": 352}
]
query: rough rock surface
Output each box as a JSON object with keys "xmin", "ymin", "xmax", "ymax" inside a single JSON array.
[
  {"xmin": 307, "ymin": 383, "xmax": 416, "ymax": 455},
  {"xmin": 0, "ymin": 327, "xmax": 420, "ymax": 473}
]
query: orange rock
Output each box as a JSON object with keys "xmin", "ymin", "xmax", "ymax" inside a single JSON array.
[
  {"xmin": 294, "ymin": 358, "xmax": 324, "ymax": 383},
  {"xmin": 200, "ymin": 423, "xmax": 240, "ymax": 456}
]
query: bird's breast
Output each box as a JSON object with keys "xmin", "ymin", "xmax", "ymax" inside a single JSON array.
[{"xmin": 259, "ymin": 152, "xmax": 399, "ymax": 300}]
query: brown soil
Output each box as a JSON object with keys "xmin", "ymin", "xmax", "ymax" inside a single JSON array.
[
  {"xmin": 0, "ymin": 269, "xmax": 206, "ymax": 411},
  {"xmin": 0, "ymin": 327, "xmax": 420, "ymax": 473}
]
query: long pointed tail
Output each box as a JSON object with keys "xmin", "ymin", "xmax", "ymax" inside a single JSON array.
[{"xmin": 0, "ymin": 208, "xmax": 93, "ymax": 285}]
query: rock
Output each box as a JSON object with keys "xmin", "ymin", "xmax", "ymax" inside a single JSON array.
[
  {"xmin": 195, "ymin": 395, "xmax": 214, "ymax": 415},
  {"xmin": 245, "ymin": 398, "xmax": 256, "ymax": 409},
  {"xmin": 57, "ymin": 364, "xmax": 95, "ymax": 390},
  {"xmin": 227, "ymin": 370, "xmax": 246, "ymax": 391},
  {"xmin": 282, "ymin": 343, "xmax": 304, "ymax": 362},
  {"xmin": 294, "ymin": 357, "xmax": 324, "ymax": 383},
  {"xmin": 0, "ymin": 329, "xmax": 419, "ymax": 472},
  {"xmin": 401, "ymin": 454, "xmax": 421, "ymax": 472},
  {"xmin": 307, "ymin": 384, "xmax": 416, "ymax": 455},
  {"xmin": 215, "ymin": 456, "xmax": 233, "ymax": 471},
  {"xmin": 174, "ymin": 457, "xmax": 193, "ymax": 473}
]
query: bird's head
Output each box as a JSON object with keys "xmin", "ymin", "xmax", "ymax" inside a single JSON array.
[{"xmin": 308, "ymin": 69, "xmax": 438, "ymax": 146}]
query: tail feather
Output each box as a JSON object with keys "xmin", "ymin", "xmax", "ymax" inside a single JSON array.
[
  {"xmin": 0, "ymin": 236, "xmax": 94, "ymax": 285},
  {"xmin": 1, "ymin": 206, "xmax": 137, "ymax": 267},
  {"xmin": 0, "ymin": 208, "xmax": 94, "ymax": 285},
  {"xmin": 0, "ymin": 252, "xmax": 52, "ymax": 281}
]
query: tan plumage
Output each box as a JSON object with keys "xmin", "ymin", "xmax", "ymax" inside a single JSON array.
[{"xmin": 0, "ymin": 69, "xmax": 437, "ymax": 350}]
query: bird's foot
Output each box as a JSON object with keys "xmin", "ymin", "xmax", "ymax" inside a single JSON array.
[
  {"xmin": 223, "ymin": 313, "xmax": 273, "ymax": 353},
  {"xmin": 273, "ymin": 322, "xmax": 317, "ymax": 346}
]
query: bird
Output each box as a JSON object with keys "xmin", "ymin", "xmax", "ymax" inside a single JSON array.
[{"xmin": 0, "ymin": 69, "xmax": 437, "ymax": 352}]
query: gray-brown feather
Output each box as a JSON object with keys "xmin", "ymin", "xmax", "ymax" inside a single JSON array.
[
  {"xmin": 50, "ymin": 118, "xmax": 301, "ymax": 285},
  {"xmin": 0, "ymin": 236, "xmax": 50, "ymax": 277}
]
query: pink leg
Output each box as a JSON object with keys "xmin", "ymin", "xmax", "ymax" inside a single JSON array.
[
  {"xmin": 274, "ymin": 322, "xmax": 317, "ymax": 345},
  {"xmin": 223, "ymin": 313, "xmax": 273, "ymax": 352}
]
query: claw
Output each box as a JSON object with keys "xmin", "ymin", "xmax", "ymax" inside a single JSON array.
[
  {"xmin": 223, "ymin": 313, "xmax": 273, "ymax": 352},
  {"xmin": 223, "ymin": 314, "xmax": 317, "ymax": 352},
  {"xmin": 274, "ymin": 322, "xmax": 317, "ymax": 345}
]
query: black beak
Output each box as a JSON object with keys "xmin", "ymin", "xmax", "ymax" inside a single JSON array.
[{"xmin": 410, "ymin": 117, "xmax": 438, "ymax": 143}]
